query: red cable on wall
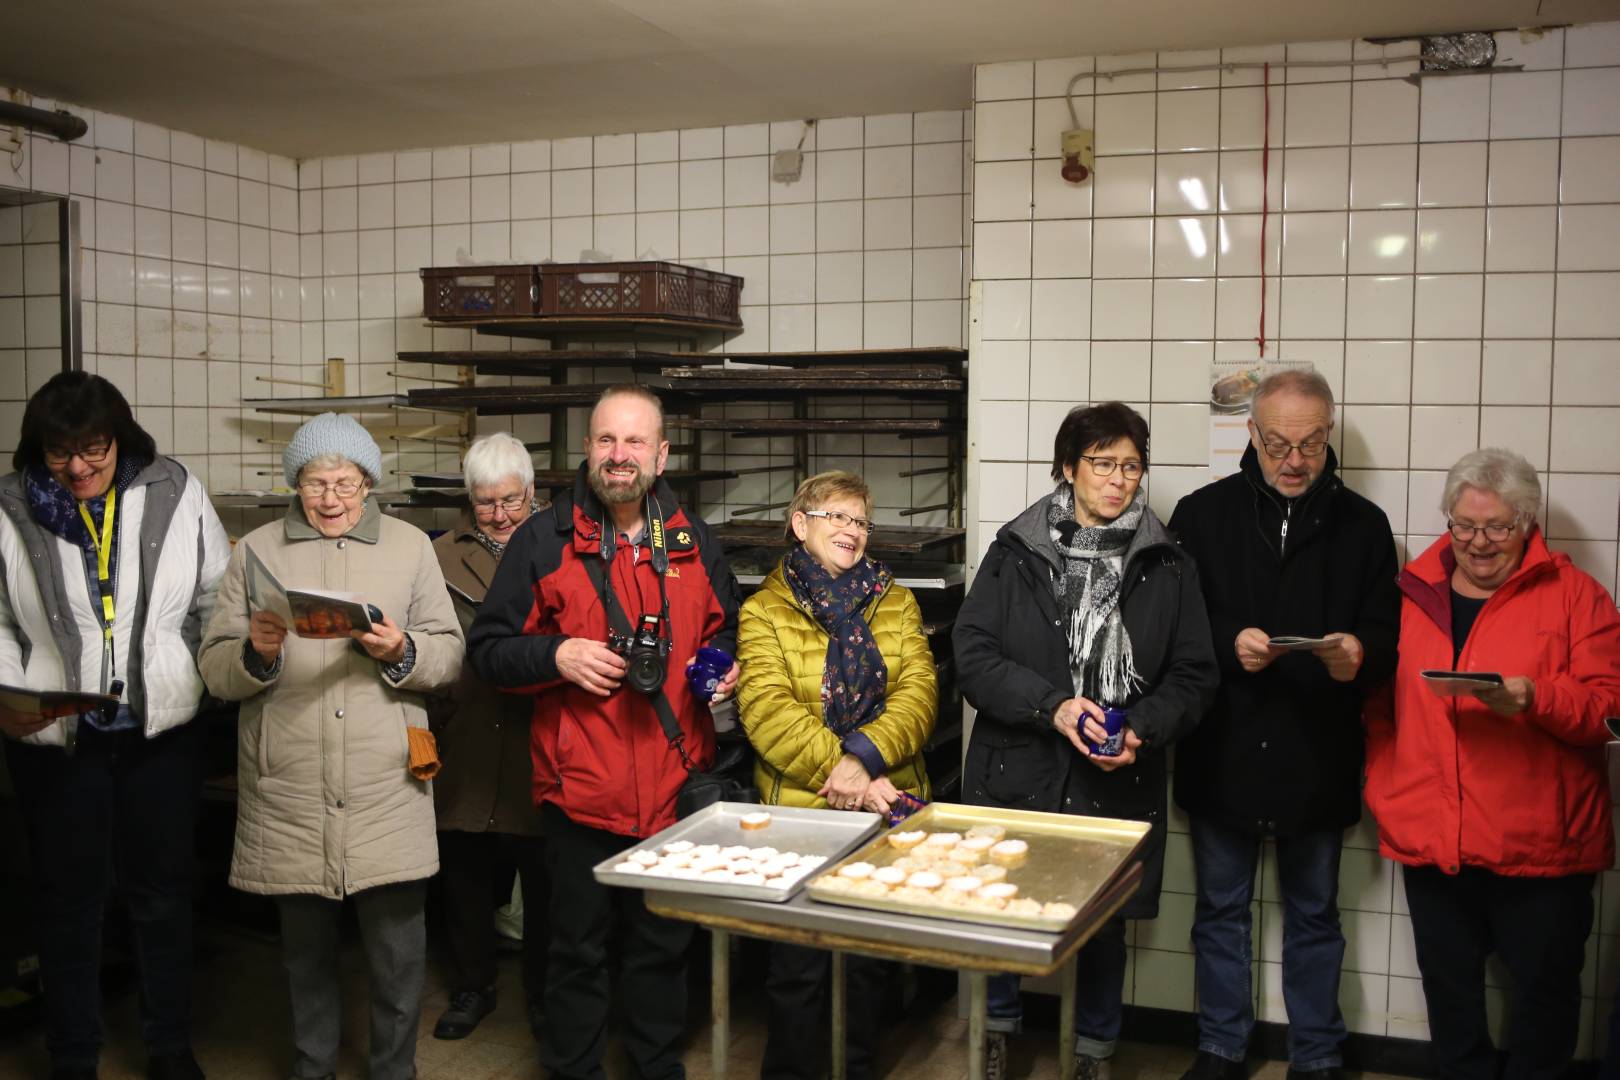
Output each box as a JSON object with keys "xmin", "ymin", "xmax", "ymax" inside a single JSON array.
[{"xmin": 1257, "ymin": 61, "xmax": 1270, "ymax": 359}]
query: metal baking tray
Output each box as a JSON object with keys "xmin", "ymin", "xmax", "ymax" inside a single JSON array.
[
  {"xmin": 805, "ymin": 802, "xmax": 1150, "ymax": 933},
  {"xmin": 593, "ymin": 801, "xmax": 882, "ymax": 903}
]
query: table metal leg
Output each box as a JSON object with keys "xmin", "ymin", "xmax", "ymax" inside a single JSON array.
[
  {"xmin": 1059, "ymin": 953, "xmax": 1078, "ymax": 1080},
  {"xmin": 830, "ymin": 949, "xmax": 847, "ymax": 1080},
  {"xmin": 968, "ymin": 971, "xmax": 988, "ymax": 1080},
  {"xmin": 711, "ymin": 929, "xmax": 730, "ymax": 1079}
]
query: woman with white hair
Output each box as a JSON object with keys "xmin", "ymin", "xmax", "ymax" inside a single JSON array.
[
  {"xmin": 427, "ymin": 432, "xmax": 549, "ymax": 1042},
  {"xmin": 1365, "ymin": 447, "xmax": 1620, "ymax": 1080},
  {"xmin": 199, "ymin": 412, "xmax": 464, "ymax": 1080}
]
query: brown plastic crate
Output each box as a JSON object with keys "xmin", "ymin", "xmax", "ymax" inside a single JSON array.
[
  {"xmin": 539, "ymin": 262, "xmax": 743, "ymax": 326},
  {"xmin": 420, "ymin": 265, "xmax": 540, "ymax": 319}
]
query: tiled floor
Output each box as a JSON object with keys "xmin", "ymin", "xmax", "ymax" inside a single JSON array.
[{"xmin": 0, "ymin": 923, "xmax": 1410, "ymax": 1080}]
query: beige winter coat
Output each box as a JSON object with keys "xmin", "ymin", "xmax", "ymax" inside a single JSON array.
[{"xmin": 199, "ymin": 500, "xmax": 464, "ymax": 898}]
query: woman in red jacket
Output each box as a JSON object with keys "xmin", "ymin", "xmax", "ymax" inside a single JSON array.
[{"xmin": 1365, "ymin": 447, "xmax": 1620, "ymax": 1080}]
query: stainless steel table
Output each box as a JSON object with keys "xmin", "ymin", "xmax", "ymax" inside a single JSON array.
[{"xmin": 646, "ymin": 860, "xmax": 1142, "ymax": 1080}]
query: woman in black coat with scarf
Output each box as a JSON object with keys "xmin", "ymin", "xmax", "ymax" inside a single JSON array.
[{"xmin": 954, "ymin": 402, "xmax": 1218, "ymax": 1080}]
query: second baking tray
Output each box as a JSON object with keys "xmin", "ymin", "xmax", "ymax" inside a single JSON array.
[
  {"xmin": 806, "ymin": 802, "xmax": 1150, "ymax": 933},
  {"xmin": 593, "ymin": 801, "xmax": 882, "ymax": 903}
]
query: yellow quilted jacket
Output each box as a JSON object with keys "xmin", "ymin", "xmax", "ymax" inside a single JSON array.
[{"xmin": 737, "ymin": 563, "xmax": 936, "ymax": 807}]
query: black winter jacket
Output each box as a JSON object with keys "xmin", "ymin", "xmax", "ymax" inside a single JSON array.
[
  {"xmin": 954, "ymin": 494, "xmax": 1218, "ymax": 918},
  {"xmin": 1168, "ymin": 444, "xmax": 1400, "ymax": 837}
]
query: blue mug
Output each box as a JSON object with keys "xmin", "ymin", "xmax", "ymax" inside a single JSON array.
[
  {"xmin": 1083, "ymin": 706, "xmax": 1128, "ymax": 758},
  {"xmin": 685, "ymin": 646, "xmax": 734, "ymax": 703}
]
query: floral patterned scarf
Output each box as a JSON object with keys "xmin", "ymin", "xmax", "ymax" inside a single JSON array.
[{"xmin": 783, "ymin": 544, "xmax": 894, "ymax": 737}]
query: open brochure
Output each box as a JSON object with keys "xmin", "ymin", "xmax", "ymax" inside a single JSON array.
[
  {"xmin": 244, "ymin": 544, "xmax": 378, "ymax": 639},
  {"xmin": 0, "ymin": 683, "xmax": 120, "ymax": 720},
  {"xmin": 1420, "ymin": 670, "xmax": 1505, "ymax": 697}
]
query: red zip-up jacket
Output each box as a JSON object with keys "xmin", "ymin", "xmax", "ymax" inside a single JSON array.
[
  {"xmin": 1364, "ymin": 529, "xmax": 1620, "ymax": 877},
  {"xmin": 468, "ymin": 470, "xmax": 740, "ymax": 839}
]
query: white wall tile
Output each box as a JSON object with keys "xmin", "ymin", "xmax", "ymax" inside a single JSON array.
[
  {"xmin": 1157, "ymin": 90, "xmax": 1220, "ymax": 153},
  {"xmin": 1352, "ymin": 79, "xmax": 1419, "ymax": 145},
  {"xmin": 1413, "ymin": 274, "xmax": 1483, "ymax": 338},
  {"xmin": 1418, "ymin": 142, "xmax": 1488, "ymax": 208},
  {"xmin": 1285, "ymin": 82, "xmax": 1351, "ymax": 148},
  {"xmin": 1416, "ymin": 208, "xmax": 1486, "ymax": 273},
  {"xmin": 1556, "ymin": 273, "xmax": 1620, "ymax": 337},
  {"xmin": 1093, "ymin": 155, "xmax": 1156, "ymax": 217},
  {"xmin": 1420, "ymin": 76, "xmax": 1491, "ymax": 142},
  {"xmin": 1157, "ymin": 152, "xmax": 1219, "ymax": 215},
  {"xmin": 1558, "ymin": 205, "xmax": 1620, "ymax": 270},
  {"xmin": 1350, "ymin": 144, "xmax": 1417, "ymax": 210},
  {"xmin": 1561, "ymin": 137, "xmax": 1620, "ymax": 204},
  {"xmin": 1482, "ymin": 273, "xmax": 1555, "ymax": 339},
  {"xmin": 1553, "ymin": 341, "xmax": 1620, "ymax": 405},
  {"xmin": 1563, "ymin": 68, "xmax": 1620, "ymax": 136},
  {"xmin": 1490, "ymin": 71, "xmax": 1564, "ymax": 140},
  {"xmin": 1550, "ymin": 407, "xmax": 1620, "ymax": 471}
]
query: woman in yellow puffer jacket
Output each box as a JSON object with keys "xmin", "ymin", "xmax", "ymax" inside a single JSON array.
[{"xmin": 737, "ymin": 470, "xmax": 936, "ymax": 1080}]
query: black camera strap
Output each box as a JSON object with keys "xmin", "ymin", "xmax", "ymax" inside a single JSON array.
[{"xmin": 581, "ymin": 495, "xmax": 693, "ymax": 771}]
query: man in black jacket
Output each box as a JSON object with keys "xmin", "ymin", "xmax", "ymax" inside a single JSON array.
[{"xmin": 1168, "ymin": 370, "xmax": 1399, "ymax": 1080}]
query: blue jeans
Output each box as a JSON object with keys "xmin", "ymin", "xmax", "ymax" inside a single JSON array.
[
  {"xmin": 987, "ymin": 916, "xmax": 1127, "ymax": 1058},
  {"xmin": 1188, "ymin": 817, "xmax": 1346, "ymax": 1071}
]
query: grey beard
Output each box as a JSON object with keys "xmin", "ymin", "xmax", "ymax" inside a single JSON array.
[{"xmin": 589, "ymin": 463, "xmax": 654, "ymax": 506}]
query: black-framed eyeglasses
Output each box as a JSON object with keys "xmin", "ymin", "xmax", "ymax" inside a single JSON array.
[
  {"xmin": 43, "ymin": 439, "xmax": 113, "ymax": 466},
  {"xmin": 803, "ymin": 509, "xmax": 876, "ymax": 535},
  {"xmin": 472, "ymin": 494, "xmax": 529, "ymax": 517},
  {"xmin": 1259, "ymin": 436, "xmax": 1328, "ymax": 459},
  {"xmin": 1078, "ymin": 455, "xmax": 1145, "ymax": 480},
  {"xmin": 1447, "ymin": 519, "xmax": 1518, "ymax": 543},
  {"xmin": 298, "ymin": 479, "xmax": 365, "ymax": 499}
]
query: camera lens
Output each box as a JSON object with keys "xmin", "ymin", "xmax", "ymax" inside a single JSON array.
[{"xmin": 626, "ymin": 650, "xmax": 667, "ymax": 696}]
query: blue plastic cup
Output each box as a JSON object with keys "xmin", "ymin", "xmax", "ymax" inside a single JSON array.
[
  {"xmin": 1083, "ymin": 706, "xmax": 1128, "ymax": 757},
  {"xmin": 685, "ymin": 646, "xmax": 734, "ymax": 703}
]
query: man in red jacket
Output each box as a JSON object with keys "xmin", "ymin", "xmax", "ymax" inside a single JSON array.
[{"xmin": 469, "ymin": 385, "xmax": 741, "ymax": 1080}]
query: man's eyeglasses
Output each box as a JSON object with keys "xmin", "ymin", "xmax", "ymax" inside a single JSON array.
[
  {"xmin": 1260, "ymin": 437, "xmax": 1328, "ymax": 459},
  {"xmin": 803, "ymin": 509, "xmax": 876, "ymax": 535},
  {"xmin": 1447, "ymin": 519, "xmax": 1518, "ymax": 544},
  {"xmin": 43, "ymin": 440, "xmax": 113, "ymax": 466},
  {"xmin": 297, "ymin": 479, "xmax": 365, "ymax": 499},
  {"xmin": 1078, "ymin": 455, "xmax": 1145, "ymax": 480},
  {"xmin": 473, "ymin": 494, "xmax": 529, "ymax": 517}
]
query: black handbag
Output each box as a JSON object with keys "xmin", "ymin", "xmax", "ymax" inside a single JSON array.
[{"xmin": 580, "ymin": 552, "xmax": 758, "ymax": 818}]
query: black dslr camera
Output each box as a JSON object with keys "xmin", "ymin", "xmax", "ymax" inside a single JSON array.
[{"xmin": 609, "ymin": 613, "xmax": 673, "ymax": 696}]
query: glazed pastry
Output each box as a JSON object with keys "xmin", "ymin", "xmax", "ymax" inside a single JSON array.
[
  {"xmin": 798, "ymin": 854, "xmax": 827, "ymax": 869},
  {"xmin": 734, "ymin": 872, "xmax": 767, "ymax": 886},
  {"xmin": 1042, "ymin": 901, "xmax": 1079, "ymax": 921},
  {"xmin": 1004, "ymin": 898, "xmax": 1043, "ymax": 916},
  {"xmin": 740, "ymin": 811, "xmax": 773, "ymax": 830},
  {"xmin": 888, "ymin": 830, "xmax": 928, "ymax": 851},
  {"xmin": 905, "ymin": 871, "xmax": 944, "ymax": 891},
  {"xmin": 613, "ymin": 861, "xmax": 645, "ymax": 874},
  {"xmin": 921, "ymin": 832, "xmax": 962, "ymax": 849},
  {"xmin": 816, "ymin": 874, "xmax": 855, "ymax": 893},
  {"xmin": 662, "ymin": 839, "xmax": 695, "ymax": 854},
  {"xmin": 837, "ymin": 862, "xmax": 876, "ymax": 880},
  {"xmin": 945, "ymin": 876, "xmax": 983, "ymax": 894},
  {"xmin": 988, "ymin": 839, "xmax": 1029, "ymax": 867},
  {"xmin": 972, "ymin": 865, "xmax": 1009, "ymax": 884},
  {"xmin": 629, "ymin": 850, "xmax": 660, "ymax": 867},
  {"xmin": 979, "ymin": 882, "xmax": 1020, "ymax": 902},
  {"xmin": 873, "ymin": 866, "xmax": 909, "ymax": 887},
  {"xmin": 965, "ymin": 824, "xmax": 1006, "ymax": 842}
]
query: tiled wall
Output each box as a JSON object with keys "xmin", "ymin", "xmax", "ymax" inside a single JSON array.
[
  {"xmin": 0, "ymin": 102, "xmax": 303, "ymax": 535},
  {"xmin": 295, "ymin": 113, "xmax": 970, "ymax": 529},
  {"xmin": 967, "ymin": 22, "xmax": 1620, "ymax": 1055},
  {"xmin": 0, "ymin": 200, "xmax": 62, "ymax": 407}
]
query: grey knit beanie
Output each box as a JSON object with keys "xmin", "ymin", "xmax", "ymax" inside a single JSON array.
[{"xmin": 283, "ymin": 412, "xmax": 384, "ymax": 488}]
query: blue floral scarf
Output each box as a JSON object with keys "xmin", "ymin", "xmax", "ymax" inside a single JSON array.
[
  {"xmin": 25, "ymin": 456, "xmax": 146, "ymax": 550},
  {"xmin": 783, "ymin": 544, "xmax": 893, "ymax": 737}
]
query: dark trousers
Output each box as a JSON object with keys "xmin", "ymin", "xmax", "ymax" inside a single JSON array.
[
  {"xmin": 761, "ymin": 942, "xmax": 889, "ymax": 1080},
  {"xmin": 277, "ymin": 881, "xmax": 427, "ymax": 1080},
  {"xmin": 437, "ymin": 828, "xmax": 548, "ymax": 1002},
  {"xmin": 986, "ymin": 915, "xmax": 1128, "ymax": 1057},
  {"xmin": 6, "ymin": 721, "xmax": 202, "ymax": 1069},
  {"xmin": 540, "ymin": 803, "xmax": 693, "ymax": 1080},
  {"xmin": 1403, "ymin": 864, "xmax": 1595, "ymax": 1080}
]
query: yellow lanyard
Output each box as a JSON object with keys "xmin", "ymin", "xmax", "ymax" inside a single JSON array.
[{"xmin": 76, "ymin": 486, "xmax": 117, "ymax": 640}]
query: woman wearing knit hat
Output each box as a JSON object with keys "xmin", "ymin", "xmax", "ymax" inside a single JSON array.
[{"xmin": 199, "ymin": 412, "xmax": 464, "ymax": 1080}]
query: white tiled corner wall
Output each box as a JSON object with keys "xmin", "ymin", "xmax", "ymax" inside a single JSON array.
[
  {"xmin": 297, "ymin": 112, "xmax": 969, "ymax": 531},
  {"xmin": 969, "ymin": 23, "xmax": 1620, "ymax": 1056},
  {"xmin": 0, "ymin": 98, "xmax": 303, "ymax": 536}
]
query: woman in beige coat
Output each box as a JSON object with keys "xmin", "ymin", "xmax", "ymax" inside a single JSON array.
[{"xmin": 199, "ymin": 412, "xmax": 463, "ymax": 1080}]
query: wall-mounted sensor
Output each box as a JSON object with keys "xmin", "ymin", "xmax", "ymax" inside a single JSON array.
[{"xmin": 1061, "ymin": 128, "xmax": 1094, "ymax": 184}]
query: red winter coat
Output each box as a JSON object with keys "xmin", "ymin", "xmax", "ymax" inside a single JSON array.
[
  {"xmin": 468, "ymin": 471, "xmax": 740, "ymax": 839},
  {"xmin": 1364, "ymin": 529, "xmax": 1620, "ymax": 877}
]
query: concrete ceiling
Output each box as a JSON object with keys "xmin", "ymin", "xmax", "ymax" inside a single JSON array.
[{"xmin": 3, "ymin": 0, "xmax": 1619, "ymax": 159}]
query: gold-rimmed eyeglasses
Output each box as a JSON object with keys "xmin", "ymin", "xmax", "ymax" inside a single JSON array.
[
  {"xmin": 803, "ymin": 509, "xmax": 876, "ymax": 535},
  {"xmin": 472, "ymin": 494, "xmax": 529, "ymax": 517},
  {"xmin": 297, "ymin": 479, "xmax": 365, "ymax": 499}
]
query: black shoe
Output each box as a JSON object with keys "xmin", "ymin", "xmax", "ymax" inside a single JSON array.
[
  {"xmin": 433, "ymin": 985, "xmax": 496, "ymax": 1040},
  {"xmin": 148, "ymin": 1052, "xmax": 204, "ymax": 1080},
  {"xmin": 1286, "ymin": 1069, "xmax": 1344, "ymax": 1080},
  {"xmin": 50, "ymin": 1069, "xmax": 98, "ymax": 1080},
  {"xmin": 1179, "ymin": 1051, "xmax": 1246, "ymax": 1080}
]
